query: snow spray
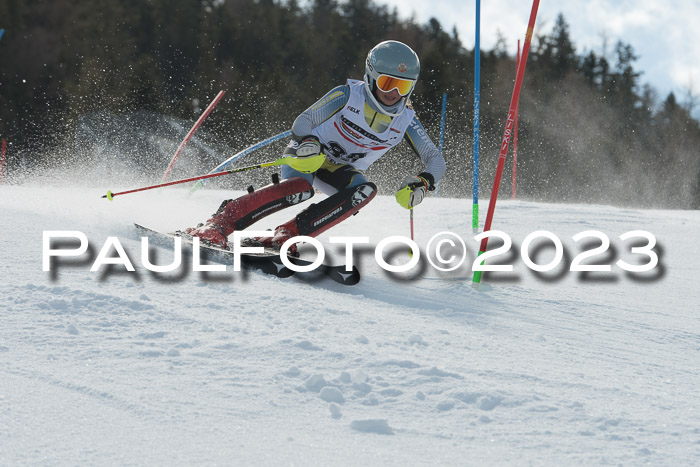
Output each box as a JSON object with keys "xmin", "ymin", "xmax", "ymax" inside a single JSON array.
[
  {"xmin": 1, "ymin": 138, "xmax": 6, "ymax": 184},
  {"xmin": 191, "ymin": 130, "xmax": 293, "ymax": 193}
]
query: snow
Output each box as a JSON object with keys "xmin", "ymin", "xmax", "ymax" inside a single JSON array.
[{"xmin": 1, "ymin": 181, "xmax": 699, "ymax": 465}]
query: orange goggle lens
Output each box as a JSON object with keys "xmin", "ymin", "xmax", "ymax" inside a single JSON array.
[{"xmin": 375, "ymin": 74, "xmax": 415, "ymax": 96}]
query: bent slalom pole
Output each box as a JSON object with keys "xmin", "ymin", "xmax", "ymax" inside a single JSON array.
[
  {"xmin": 472, "ymin": 0, "xmax": 540, "ymax": 285},
  {"xmin": 102, "ymin": 154, "xmax": 325, "ymax": 201},
  {"xmin": 162, "ymin": 90, "xmax": 226, "ymax": 182},
  {"xmin": 191, "ymin": 130, "xmax": 292, "ymax": 193}
]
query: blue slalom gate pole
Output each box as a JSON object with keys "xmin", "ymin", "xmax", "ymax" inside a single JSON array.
[
  {"xmin": 435, "ymin": 92, "xmax": 447, "ymax": 197},
  {"xmin": 191, "ymin": 130, "xmax": 291, "ymax": 192},
  {"xmin": 472, "ymin": 0, "xmax": 481, "ymax": 232},
  {"xmin": 0, "ymin": 29, "xmax": 5, "ymax": 41}
]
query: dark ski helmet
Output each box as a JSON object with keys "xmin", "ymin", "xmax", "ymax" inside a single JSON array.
[{"xmin": 364, "ymin": 40, "xmax": 420, "ymax": 116}]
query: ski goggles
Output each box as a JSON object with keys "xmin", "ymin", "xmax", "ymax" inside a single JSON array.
[{"xmin": 375, "ymin": 74, "xmax": 415, "ymax": 96}]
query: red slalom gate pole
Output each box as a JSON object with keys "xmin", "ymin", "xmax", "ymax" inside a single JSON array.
[
  {"xmin": 1, "ymin": 138, "xmax": 6, "ymax": 184},
  {"xmin": 162, "ymin": 90, "xmax": 226, "ymax": 182},
  {"xmin": 473, "ymin": 0, "xmax": 540, "ymax": 285},
  {"xmin": 512, "ymin": 39, "xmax": 521, "ymax": 200}
]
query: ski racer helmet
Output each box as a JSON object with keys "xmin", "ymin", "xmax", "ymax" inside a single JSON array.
[{"xmin": 364, "ymin": 40, "xmax": 420, "ymax": 116}]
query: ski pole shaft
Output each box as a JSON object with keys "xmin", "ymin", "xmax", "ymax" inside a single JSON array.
[
  {"xmin": 408, "ymin": 208, "xmax": 415, "ymax": 257},
  {"xmin": 103, "ymin": 158, "xmax": 282, "ymax": 200}
]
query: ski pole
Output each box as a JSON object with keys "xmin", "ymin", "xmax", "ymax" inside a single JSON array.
[
  {"xmin": 408, "ymin": 208, "xmax": 415, "ymax": 257},
  {"xmin": 102, "ymin": 154, "xmax": 323, "ymax": 200}
]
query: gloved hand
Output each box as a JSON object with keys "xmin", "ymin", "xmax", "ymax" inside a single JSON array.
[
  {"xmin": 395, "ymin": 175, "xmax": 429, "ymax": 209},
  {"xmin": 285, "ymin": 136, "xmax": 325, "ymax": 173},
  {"xmin": 296, "ymin": 137, "xmax": 321, "ymax": 158}
]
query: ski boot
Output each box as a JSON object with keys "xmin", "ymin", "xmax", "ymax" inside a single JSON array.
[{"xmin": 240, "ymin": 218, "xmax": 300, "ymax": 256}]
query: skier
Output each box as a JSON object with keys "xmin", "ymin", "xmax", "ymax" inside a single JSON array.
[{"xmin": 184, "ymin": 40, "xmax": 446, "ymax": 253}]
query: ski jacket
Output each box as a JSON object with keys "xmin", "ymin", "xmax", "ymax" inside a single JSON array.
[{"xmin": 291, "ymin": 79, "xmax": 446, "ymax": 184}]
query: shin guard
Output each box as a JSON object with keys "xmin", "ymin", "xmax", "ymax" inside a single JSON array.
[
  {"xmin": 188, "ymin": 177, "xmax": 314, "ymax": 242},
  {"xmin": 289, "ymin": 182, "xmax": 377, "ymax": 239}
]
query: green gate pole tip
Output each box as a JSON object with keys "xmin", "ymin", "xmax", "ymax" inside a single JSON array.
[
  {"xmin": 190, "ymin": 181, "xmax": 204, "ymax": 193},
  {"xmin": 471, "ymin": 250, "xmax": 485, "ymax": 284}
]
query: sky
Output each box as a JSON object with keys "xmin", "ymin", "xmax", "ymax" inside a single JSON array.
[{"xmin": 376, "ymin": 0, "xmax": 700, "ymax": 113}]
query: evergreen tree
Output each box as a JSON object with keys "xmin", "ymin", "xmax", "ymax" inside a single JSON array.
[
  {"xmin": 579, "ymin": 51, "xmax": 598, "ymax": 87},
  {"xmin": 0, "ymin": 1, "xmax": 698, "ymax": 207},
  {"xmin": 549, "ymin": 13, "xmax": 578, "ymax": 81}
]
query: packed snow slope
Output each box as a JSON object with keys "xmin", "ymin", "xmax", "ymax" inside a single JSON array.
[{"xmin": 1, "ymin": 181, "xmax": 699, "ymax": 465}]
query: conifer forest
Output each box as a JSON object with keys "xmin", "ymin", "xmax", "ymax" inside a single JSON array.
[{"xmin": 1, "ymin": 0, "xmax": 698, "ymax": 208}]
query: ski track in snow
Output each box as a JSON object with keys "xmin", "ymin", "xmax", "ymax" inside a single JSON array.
[{"xmin": 1, "ymin": 184, "xmax": 699, "ymax": 465}]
